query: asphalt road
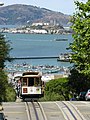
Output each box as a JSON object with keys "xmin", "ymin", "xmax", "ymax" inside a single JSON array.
[
  {"xmin": 70, "ymin": 101, "xmax": 90, "ymax": 120},
  {"xmin": 1, "ymin": 101, "xmax": 90, "ymax": 120}
]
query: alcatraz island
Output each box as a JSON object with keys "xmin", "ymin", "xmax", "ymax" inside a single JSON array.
[{"xmin": 0, "ymin": 22, "xmax": 72, "ymax": 34}]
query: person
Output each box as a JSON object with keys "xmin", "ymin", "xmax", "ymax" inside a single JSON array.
[{"xmin": 16, "ymin": 80, "xmax": 21, "ymax": 98}]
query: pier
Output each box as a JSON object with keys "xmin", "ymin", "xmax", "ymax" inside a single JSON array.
[
  {"xmin": 10, "ymin": 56, "xmax": 59, "ymax": 60},
  {"xmin": 9, "ymin": 54, "xmax": 71, "ymax": 62}
]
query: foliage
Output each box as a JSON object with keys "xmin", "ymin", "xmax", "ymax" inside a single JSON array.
[
  {"xmin": 68, "ymin": 67, "xmax": 90, "ymax": 94},
  {"xmin": 69, "ymin": 0, "xmax": 90, "ymax": 76},
  {"xmin": 0, "ymin": 70, "xmax": 8, "ymax": 101},
  {"xmin": 0, "ymin": 70, "xmax": 16, "ymax": 102},
  {"xmin": 0, "ymin": 34, "xmax": 16, "ymax": 102},
  {"xmin": 68, "ymin": 0, "xmax": 90, "ymax": 95},
  {"xmin": 5, "ymin": 83, "xmax": 16, "ymax": 102},
  {"xmin": 0, "ymin": 34, "xmax": 12, "ymax": 69},
  {"xmin": 40, "ymin": 78, "xmax": 70, "ymax": 101}
]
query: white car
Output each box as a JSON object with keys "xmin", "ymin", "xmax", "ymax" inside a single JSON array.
[{"xmin": 85, "ymin": 89, "xmax": 90, "ymax": 101}]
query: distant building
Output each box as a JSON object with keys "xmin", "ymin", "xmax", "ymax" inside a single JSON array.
[
  {"xmin": 32, "ymin": 22, "xmax": 49, "ymax": 26},
  {"xmin": 30, "ymin": 29, "xmax": 47, "ymax": 34},
  {"xmin": 63, "ymin": 27, "xmax": 70, "ymax": 31}
]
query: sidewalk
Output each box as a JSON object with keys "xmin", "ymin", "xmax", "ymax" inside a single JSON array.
[{"xmin": 16, "ymin": 97, "xmax": 22, "ymax": 102}]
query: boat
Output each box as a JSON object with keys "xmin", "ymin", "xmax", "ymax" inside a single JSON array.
[
  {"xmin": 55, "ymin": 38, "xmax": 68, "ymax": 41},
  {"xmin": 57, "ymin": 53, "xmax": 72, "ymax": 62},
  {"xmin": 47, "ymin": 69, "xmax": 60, "ymax": 74}
]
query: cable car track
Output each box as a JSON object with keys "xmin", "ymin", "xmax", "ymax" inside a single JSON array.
[
  {"xmin": 56, "ymin": 101, "xmax": 86, "ymax": 120},
  {"xmin": 25, "ymin": 101, "xmax": 47, "ymax": 120}
]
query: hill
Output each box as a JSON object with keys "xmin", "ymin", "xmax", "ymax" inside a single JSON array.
[{"xmin": 0, "ymin": 4, "xmax": 71, "ymax": 26}]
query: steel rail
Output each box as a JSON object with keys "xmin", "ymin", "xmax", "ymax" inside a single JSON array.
[
  {"xmin": 66, "ymin": 101, "xmax": 86, "ymax": 120},
  {"xmin": 37, "ymin": 102, "xmax": 47, "ymax": 120},
  {"xmin": 62, "ymin": 101, "xmax": 79, "ymax": 120},
  {"xmin": 56, "ymin": 101, "xmax": 83, "ymax": 120},
  {"xmin": 25, "ymin": 101, "xmax": 47, "ymax": 120},
  {"xmin": 55, "ymin": 102, "xmax": 71, "ymax": 120},
  {"xmin": 31, "ymin": 101, "xmax": 47, "ymax": 120},
  {"xmin": 25, "ymin": 102, "xmax": 32, "ymax": 120}
]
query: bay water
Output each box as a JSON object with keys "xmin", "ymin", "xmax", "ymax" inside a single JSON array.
[{"xmin": 3, "ymin": 32, "xmax": 73, "ymax": 72}]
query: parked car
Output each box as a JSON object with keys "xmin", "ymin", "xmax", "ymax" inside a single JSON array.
[
  {"xmin": 78, "ymin": 91, "xmax": 86, "ymax": 101},
  {"xmin": 85, "ymin": 89, "xmax": 90, "ymax": 101},
  {"xmin": 0, "ymin": 112, "xmax": 7, "ymax": 120}
]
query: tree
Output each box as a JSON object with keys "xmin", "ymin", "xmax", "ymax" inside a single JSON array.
[
  {"xmin": 0, "ymin": 70, "xmax": 8, "ymax": 101},
  {"xmin": 0, "ymin": 34, "xmax": 12, "ymax": 69},
  {"xmin": 0, "ymin": 34, "xmax": 16, "ymax": 102},
  {"xmin": 40, "ymin": 78, "xmax": 70, "ymax": 101},
  {"xmin": 68, "ymin": 67, "xmax": 90, "ymax": 94},
  {"xmin": 69, "ymin": 0, "xmax": 90, "ymax": 76},
  {"xmin": 68, "ymin": 0, "xmax": 90, "ymax": 93},
  {"xmin": 0, "ymin": 69, "xmax": 16, "ymax": 102}
]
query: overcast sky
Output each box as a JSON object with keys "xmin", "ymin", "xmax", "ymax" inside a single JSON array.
[{"xmin": 1, "ymin": 0, "xmax": 87, "ymax": 15}]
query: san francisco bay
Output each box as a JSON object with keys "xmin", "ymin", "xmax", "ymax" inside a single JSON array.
[{"xmin": 3, "ymin": 32, "xmax": 73, "ymax": 73}]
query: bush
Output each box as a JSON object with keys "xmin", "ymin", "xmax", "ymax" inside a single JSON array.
[
  {"xmin": 0, "ymin": 70, "xmax": 16, "ymax": 102},
  {"xmin": 40, "ymin": 77, "xmax": 70, "ymax": 101},
  {"xmin": 5, "ymin": 84, "xmax": 16, "ymax": 102}
]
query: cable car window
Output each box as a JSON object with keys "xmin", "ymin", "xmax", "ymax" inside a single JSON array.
[
  {"xmin": 28, "ymin": 77, "xmax": 34, "ymax": 86},
  {"xmin": 34, "ymin": 78, "xmax": 40, "ymax": 86},
  {"xmin": 22, "ymin": 78, "xmax": 27, "ymax": 86}
]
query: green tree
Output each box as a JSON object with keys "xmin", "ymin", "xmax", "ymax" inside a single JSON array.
[
  {"xmin": 68, "ymin": 0, "xmax": 90, "ymax": 93},
  {"xmin": 0, "ymin": 70, "xmax": 8, "ymax": 101},
  {"xmin": 68, "ymin": 67, "xmax": 90, "ymax": 94},
  {"xmin": 5, "ymin": 83, "xmax": 16, "ymax": 102},
  {"xmin": 0, "ymin": 69, "xmax": 16, "ymax": 102},
  {"xmin": 69, "ymin": 0, "xmax": 90, "ymax": 76},
  {"xmin": 40, "ymin": 78, "xmax": 70, "ymax": 101},
  {"xmin": 0, "ymin": 34, "xmax": 16, "ymax": 102},
  {"xmin": 0, "ymin": 34, "xmax": 11, "ymax": 69}
]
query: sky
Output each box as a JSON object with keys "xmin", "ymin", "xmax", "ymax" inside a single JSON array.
[{"xmin": 1, "ymin": 0, "xmax": 87, "ymax": 15}]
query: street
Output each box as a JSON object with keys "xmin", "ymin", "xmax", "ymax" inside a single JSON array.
[{"xmin": 2, "ymin": 101, "xmax": 90, "ymax": 120}]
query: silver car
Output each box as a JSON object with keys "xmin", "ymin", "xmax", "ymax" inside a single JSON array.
[{"xmin": 85, "ymin": 89, "xmax": 90, "ymax": 101}]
